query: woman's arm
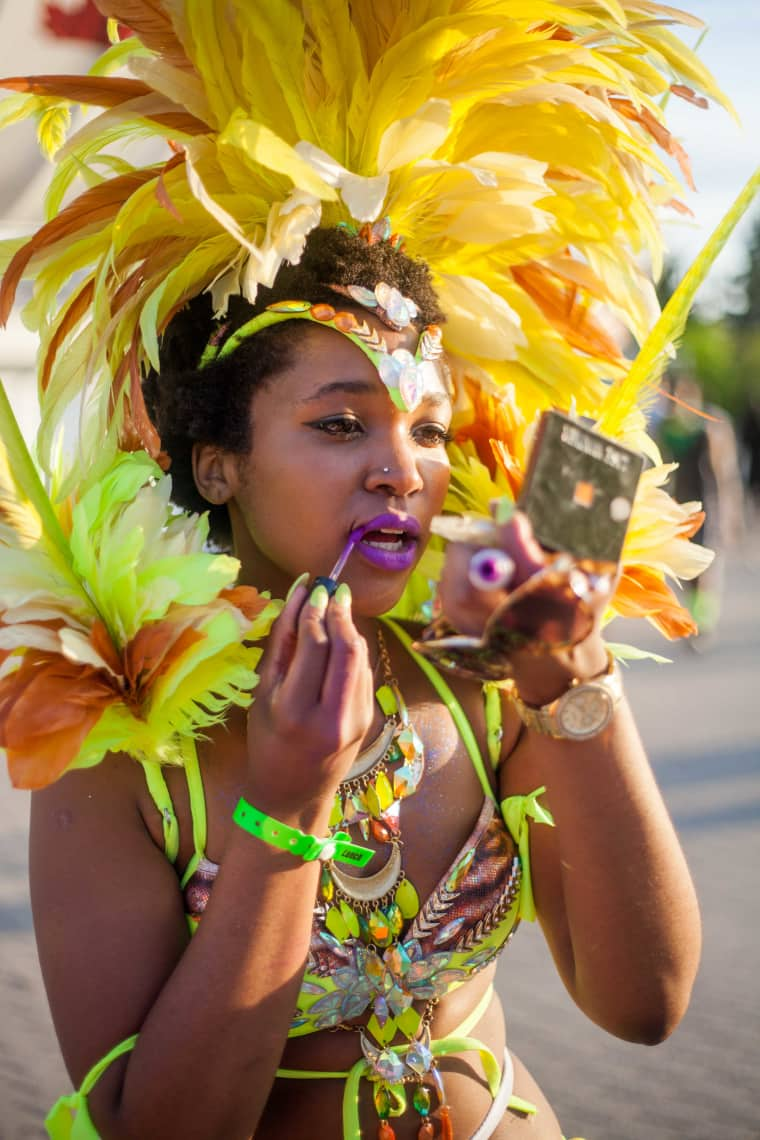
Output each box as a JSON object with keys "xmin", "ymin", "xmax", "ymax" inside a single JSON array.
[
  {"xmin": 30, "ymin": 582, "xmax": 374, "ymax": 1140},
  {"xmin": 499, "ymin": 643, "xmax": 701, "ymax": 1045},
  {"xmin": 435, "ymin": 512, "xmax": 701, "ymax": 1045}
]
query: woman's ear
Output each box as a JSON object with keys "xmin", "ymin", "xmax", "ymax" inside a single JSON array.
[{"xmin": 192, "ymin": 443, "xmax": 239, "ymax": 505}]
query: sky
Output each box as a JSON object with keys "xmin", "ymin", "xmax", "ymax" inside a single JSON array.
[{"xmin": 658, "ymin": 1, "xmax": 760, "ymax": 310}]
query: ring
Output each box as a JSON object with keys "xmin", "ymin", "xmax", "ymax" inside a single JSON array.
[{"xmin": 468, "ymin": 548, "xmax": 515, "ymax": 592}]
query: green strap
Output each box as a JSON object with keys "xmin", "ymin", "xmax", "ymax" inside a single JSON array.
[
  {"xmin": 180, "ymin": 737, "xmax": 208, "ymax": 889},
  {"xmin": 138, "ymin": 761, "xmax": 179, "ymax": 864},
  {"xmin": 139, "ymin": 739, "xmax": 208, "ymax": 885},
  {"xmin": 277, "ymin": 983, "xmax": 495, "ymax": 1084},
  {"xmin": 233, "ymin": 797, "xmax": 373, "ymax": 866},
  {"xmin": 483, "ymin": 683, "xmax": 503, "ymax": 770},
  {"xmin": 500, "ymin": 787, "xmax": 555, "ymax": 922},
  {"xmin": 79, "ymin": 1036, "xmax": 138, "ymax": 1096},
  {"xmin": 381, "ymin": 618, "xmax": 496, "ymax": 804},
  {"xmin": 45, "ymin": 1036, "xmax": 138, "ymax": 1140},
  {"xmin": 431, "ymin": 1036, "xmax": 502, "ymax": 1095}
]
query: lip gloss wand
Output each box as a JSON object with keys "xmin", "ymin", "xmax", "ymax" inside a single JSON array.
[{"xmin": 312, "ymin": 524, "xmax": 369, "ymax": 596}]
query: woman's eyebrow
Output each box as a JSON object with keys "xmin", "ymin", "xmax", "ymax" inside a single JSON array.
[
  {"xmin": 299, "ymin": 381, "xmax": 451, "ymax": 410},
  {"xmin": 298, "ymin": 379, "xmax": 378, "ymax": 404},
  {"xmin": 419, "ymin": 391, "xmax": 451, "ymax": 410}
]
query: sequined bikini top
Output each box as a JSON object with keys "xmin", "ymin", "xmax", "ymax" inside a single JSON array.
[
  {"xmin": 185, "ymin": 792, "xmax": 522, "ymax": 1037},
  {"xmin": 179, "ymin": 620, "xmax": 543, "ymax": 1042}
]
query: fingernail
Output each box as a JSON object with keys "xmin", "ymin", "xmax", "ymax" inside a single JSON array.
[
  {"xmin": 334, "ymin": 582, "xmax": 352, "ymax": 608},
  {"xmin": 309, "ymin": 584, "xmax": 329, "ymax": 614},
  {"xmin": 491, "ymin": 496, "xmax": 515, "ymax": 525},
  {"xmin": 285, "ymin": 571, "xmax": 309, "ymax": 602}
]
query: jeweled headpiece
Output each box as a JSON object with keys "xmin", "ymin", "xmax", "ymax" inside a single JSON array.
[{"xmin": 199, "ymin": 277, "xmax": 447, "ymax": 412}]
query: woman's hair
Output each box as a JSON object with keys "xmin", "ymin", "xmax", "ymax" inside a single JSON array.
[{"xmin": 143, "ymin": 226, "xmax": 445, "ymax": 546}]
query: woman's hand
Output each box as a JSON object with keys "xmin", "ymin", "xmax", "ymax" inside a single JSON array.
[
  {"xmin": 244, "ymin": 582, "xmax": 375, "ymax": 819},
  {"xmin": 437, "ymin": 511, "xmax": 616, "ymax": 703}
]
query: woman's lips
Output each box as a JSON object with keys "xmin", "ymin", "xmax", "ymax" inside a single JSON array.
[
  {"xmin": 353, "ymin": 513, "xmax": 420, "ymax": 572},
  {"xmin": 325, "ymin": 514, "xmax": 422, "ymax": 580}
]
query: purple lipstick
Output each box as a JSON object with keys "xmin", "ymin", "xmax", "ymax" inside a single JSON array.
[
  {"xmin": 314, "ymin": 515, "xmax": 420, "ymax": 594},
  {"xmin": 351, "ymin": 513, "xmax": 420, "ymax": 573}
]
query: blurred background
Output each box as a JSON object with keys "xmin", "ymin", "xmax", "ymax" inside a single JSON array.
[{"xmin": 0, "ymin": 3, "xmax": 758, "ymax": 1139}]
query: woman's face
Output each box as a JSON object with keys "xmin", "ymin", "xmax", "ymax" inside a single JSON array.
[{"xmin": 215, "ymin": 317, "xmax": 452, "ymax": 617}]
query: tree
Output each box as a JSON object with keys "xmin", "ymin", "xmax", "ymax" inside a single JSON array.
[{"xmin": 734, "ymin": 211, "xmax": 760, "ymax": 330}]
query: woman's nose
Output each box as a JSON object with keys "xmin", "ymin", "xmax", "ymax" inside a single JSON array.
[{"xmin": 364, "ymin": 438, "xmax": 424, "ymax": 497}]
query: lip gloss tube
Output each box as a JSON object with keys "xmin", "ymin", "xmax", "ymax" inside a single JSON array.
[{"xmin": 312, "ymin": 525, "xmax": 368, "ymax": 596}]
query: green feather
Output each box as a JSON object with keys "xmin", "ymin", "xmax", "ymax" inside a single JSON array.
[
  {"xmin": 597, "ymin": 164, "xmax": 760, "ymax": 436},
  {"xmin": 0, "ymin": 380, "xmax": 70, "ymax": 565}
]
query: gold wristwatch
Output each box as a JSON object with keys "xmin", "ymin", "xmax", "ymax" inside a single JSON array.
[{"xmin": 510, "ymin": 650, "xmax": 622, "ymax": 740}]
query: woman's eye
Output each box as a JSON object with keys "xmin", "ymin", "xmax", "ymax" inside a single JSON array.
[
  {"xmin": 310, "ymin": 416, "xmax": 363, "ymax": 437},
  {"xmin": 415, "ymin": 423, "xmax": 452, "ymax": 447}
]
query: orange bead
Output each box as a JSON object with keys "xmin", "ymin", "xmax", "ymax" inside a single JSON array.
[
  {"xmin": 417, "ymin": 1121, "xmax": 435, "ymax": 1139},
  {"xmin": 377, "ymin": 1122, "xmax": 396, "ymax": 1140},
  {"xmin": 334, "ymin": 310, "xmax": 358, "ymax": 332},
  {"xmin": 310, "ymin": 303, "xmax": 336, "ymax": 321},
  {"xmin": 439, "ymin": 1105, "xmax": 454, "ymax": 1140},
  {"xmin": 370, "ymin": 818, "xmax": 392, "ymax": 843}
]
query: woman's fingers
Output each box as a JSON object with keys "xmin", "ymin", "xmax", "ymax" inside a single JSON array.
[
  {"xmin": 491, "ymin": 512, "xmax": 546, "ymax": 583},
  {"xmin": 255, "ymin": 584, "xmax": 372, "ymax": 779},
  {"xmin": 274, "ymin": 584, "xmax": 332, "ymax": 711},
  {"xmin": 255, "ymin": 575, "xmax": 310, "ymax": 697},
  {"xmin": 322, "ymin": 587, "xmax": 373, "ymax": 741},
  {"xmin": 436, "ymin": 510, "xmax": 620, "ymax": 641}
]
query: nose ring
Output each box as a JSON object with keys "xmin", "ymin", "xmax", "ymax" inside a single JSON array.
[{"xmin": 382, "ymin": 467, "xmax": 390, "ymax": 475}]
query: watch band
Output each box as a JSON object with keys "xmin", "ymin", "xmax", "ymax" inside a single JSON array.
[
  {"xmin": 510, "ymin": 649, "xmax": 622, "ymax": 740},
  {"xmin": 233, "ymin": 798, "xmax": 374, "ymax": 867}
]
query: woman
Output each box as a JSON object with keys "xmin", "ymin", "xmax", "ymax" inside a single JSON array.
[
  {"xmin": 24, "ymin": 228, "xmax": 698, "ymax": 1140},
  {"xmin": 0, "ymin": 3, "xmax": 724, "ymax": 1137}
]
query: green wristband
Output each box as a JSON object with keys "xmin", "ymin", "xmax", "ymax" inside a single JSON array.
[{"xmin": 232, "ymin": 798, "xmax": 374, "ymax": 868}]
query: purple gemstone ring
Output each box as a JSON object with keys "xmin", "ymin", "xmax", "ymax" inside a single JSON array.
[{"xmin": 468, "ymin": 547, "xmax": 515, "ymax": 592}]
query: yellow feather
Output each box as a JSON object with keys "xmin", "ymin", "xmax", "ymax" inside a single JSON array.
[
  {"xmin": 0, "ymin": 381, "xmax": 69, "ymax": 559},
  {"xmin": 229, "ymin": 0, "xmax": 314, "ymax": 142}
]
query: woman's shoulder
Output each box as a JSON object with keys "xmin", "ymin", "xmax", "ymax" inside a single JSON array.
[{"xmin": 30, "ymin": 749, "xmax": 170, "ymax": 861}]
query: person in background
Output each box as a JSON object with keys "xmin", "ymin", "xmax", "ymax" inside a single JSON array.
[{"xmin": 656, "ymin": 371, "xmax": 744, "ymax": 641}]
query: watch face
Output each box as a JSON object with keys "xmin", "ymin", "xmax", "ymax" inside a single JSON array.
[{"xmin": 556, "ymin": 684, "xmax": 613, "ymax": 738}]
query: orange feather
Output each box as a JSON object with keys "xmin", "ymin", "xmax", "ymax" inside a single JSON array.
[
  {"xmin": 511, "ymin": 264, "xmax": 625, "ymax": 361},
  {"xmin": 0, "ymin": 74, "xmax": 152, "ymax": 107},
  {"xmin": 611, "ymin": 566, "xmax": 698, "ymax": 639},
  {"xmin": 92, "ymin": 0, "xmax": 189, "ymax": 66},
  {"xmin": 40, "ymin": 280, "xmax": 95, "ymax": 392},
  {"xmin": 0, "ymin": 169, "xmax": 161, "ymax": 326},
  {"xmin": 0, "ymin": 652, "xmax": 120, "ymax": 789}
]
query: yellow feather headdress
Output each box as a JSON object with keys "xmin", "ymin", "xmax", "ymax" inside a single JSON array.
[
  {"xmin": 0, "ymin": 1, "xmax": 755, "ymax": 787},
  {"xmin": 0, "ymin": 1, "xmax": 734, "ymax": 462}
]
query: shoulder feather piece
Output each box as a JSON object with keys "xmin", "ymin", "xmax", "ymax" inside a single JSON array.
[{"xmin": 0, "ymin": 382, "xmax": 278, "ymax": 789}]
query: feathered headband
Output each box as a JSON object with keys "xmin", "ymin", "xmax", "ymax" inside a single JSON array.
[{"xmin": 0, "ymin": 1, "xmax": 757, "ymax": 789}]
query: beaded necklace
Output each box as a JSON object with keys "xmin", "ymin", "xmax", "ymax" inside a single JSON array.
[
  {"xmin": 323, "ymin": 629, "xmax": 422, "ymax": 940},
  {"xmin": 317, "ymin": 627, "xmax": 456, "ymax": 1140}
]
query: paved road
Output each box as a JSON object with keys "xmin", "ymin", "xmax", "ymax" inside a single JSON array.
[{"xmin": 0, "ymin": 539, "xmax": 758, "ymax": 1140}]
